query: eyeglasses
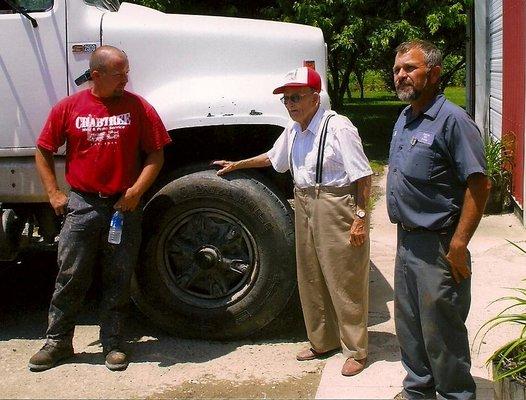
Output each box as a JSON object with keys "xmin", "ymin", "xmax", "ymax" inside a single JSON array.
[
  {"xmin": 109, "ymin": 71, "xmax": 129, "ymax": 78},
  {"xmin": 280, "ymin": 92, "xmax": 314, "ymax": 104}
]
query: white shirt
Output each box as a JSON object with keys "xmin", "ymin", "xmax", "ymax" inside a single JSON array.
[{"xmin": 267, "ymin": 107, "xmax": 372, "ymax": 188}]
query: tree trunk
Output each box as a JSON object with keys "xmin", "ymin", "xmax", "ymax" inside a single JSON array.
[
  {"xmin": 332, "ymin": 67, "xmax": 351, "ymax": 111},
  {"xmin": 355, "ymin": 69, "xmax": 365, "ymax": 100},
  {"xmin": 440, "ymin": 55, "xmax": 466, "ymax": 92},
  {"xmin": 346, "ymin": 86, "xmax": 352, "ymax": 102},
  {"xmin": 328, "ymin": 58, "xmax": 340, "ymax": 109}
]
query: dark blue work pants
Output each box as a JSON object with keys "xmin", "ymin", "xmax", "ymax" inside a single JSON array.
[
  {"xmin": 394, "ymin": 226, "xmax": 475, "ymax": 400},
  {"xmin": 45, "ymin": 190, "xmax": 142, "ymax": 351}
]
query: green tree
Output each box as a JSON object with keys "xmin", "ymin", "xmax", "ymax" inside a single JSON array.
[
  {"xmin": 368, "ymin": 1, "xmax": 470, "ymax": 94},
  {"xmin": 267, "ymin": 0, "xmax": 470, "ymax": 109},
  {"xmin": 267, "ymin": 0, "xmax": 380, "ymax": 109}
]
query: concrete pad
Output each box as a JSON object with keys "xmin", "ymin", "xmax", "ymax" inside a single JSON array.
[
  {"xmin": 316, "ymin": 353, "xmax": 403, "ymax": 399},
  {"xmin": 316, "ymin": 172, "xmax": 526, "ymax": 399}
]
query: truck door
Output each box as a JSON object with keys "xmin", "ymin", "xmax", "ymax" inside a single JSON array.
[{"xmin": 0, "ymin": 0, "xmax": 67, "ymax": 150}]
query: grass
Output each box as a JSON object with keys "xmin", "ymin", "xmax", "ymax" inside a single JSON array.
[
  {"xmin": 340, "ymin": 91, "xmax": 403, "ymax": 166},
  {"xmin": 369, "ymin": 160, "xmax": 386, "ymax": 175},
  {"xmin": 339, "ymin": 87, "xmax": 466, "ymax": 166},
  {"xmin": 444, "ymin": 86, "xmax": 466, "ymax": 108}
]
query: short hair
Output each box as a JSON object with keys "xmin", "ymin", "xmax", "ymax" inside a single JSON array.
[
  {"xmin": 89, "ymin": 45, "xmax": 127, "ymax": 73},
  {"xmin": 395, "ymin": 40, "xmax": 442, "ymax": 68}
]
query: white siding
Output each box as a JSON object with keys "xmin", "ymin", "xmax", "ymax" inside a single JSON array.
[
  {"xmin": 474, "ymin": 0, "xmax": 487, "ymax": 132},
  {"xmin": 488, "ymin": 0, "xmax": 503, "ymax": 139}
]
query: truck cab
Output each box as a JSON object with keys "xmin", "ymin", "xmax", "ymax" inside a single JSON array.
[{"xmin": 0, "ymin": 0, "xmax": 329, "ymax": 339}]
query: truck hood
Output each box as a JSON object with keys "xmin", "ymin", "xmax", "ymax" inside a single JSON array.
[{"xmin": 101, "ymin": 2, "xmax": 328, "ymax": 130}]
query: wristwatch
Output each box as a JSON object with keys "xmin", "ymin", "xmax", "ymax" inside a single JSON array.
[{"xmin": 356, "ymin": 209, "xmax": 367, "ymax": 219}]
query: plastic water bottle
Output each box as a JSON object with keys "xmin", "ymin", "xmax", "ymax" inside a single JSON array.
[{"xmin": 108, "ymin": 210, "xmax": 123, "ymax": 244}]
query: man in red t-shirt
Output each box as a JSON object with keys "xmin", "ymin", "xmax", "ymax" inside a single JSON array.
[{"xmin": 29, "ymin": 45, "xmax": 171, "ymax": 372}]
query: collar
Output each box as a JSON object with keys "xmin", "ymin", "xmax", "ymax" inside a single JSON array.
[
  {"xmin": 87, "ymin": 88, "xmax": 128, "ymax": 105},
  {"xmin": 292, "ymin": 106, "xmax": 326, "ymax": 136},
  {"xmin": 405, "ymin": 93, "xmax": 446, "ymax": 125}
]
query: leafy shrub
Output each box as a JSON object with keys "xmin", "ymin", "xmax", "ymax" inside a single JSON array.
[{"xmin": 485, "ymin": 135, "xmax": 514, "ymax": 184}]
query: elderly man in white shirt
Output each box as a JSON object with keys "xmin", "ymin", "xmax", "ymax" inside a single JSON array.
[{"xmin": 213, "ymin": 66, "xmax": 372, "ymax": 376}]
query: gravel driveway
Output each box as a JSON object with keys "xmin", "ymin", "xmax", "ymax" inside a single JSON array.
[{"xmin": 0, "ymin": 251, "xmax": 323, "ymax": 399}]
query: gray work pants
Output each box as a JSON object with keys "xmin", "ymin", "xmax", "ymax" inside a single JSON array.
[
  {"xmin": 46, "ymin": 190, "xmax": 142, "ymax": 350},
  {"xmin": 394, "ymin": 226, "xmax": 475, "ymax": 400}
]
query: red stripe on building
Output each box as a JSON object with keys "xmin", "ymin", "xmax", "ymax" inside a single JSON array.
[{"xmin": 502, "ymin": 0, "xmax": 525, "ymax": 206}]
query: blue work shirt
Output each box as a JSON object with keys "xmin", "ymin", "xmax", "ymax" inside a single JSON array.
[{"xmin": 386, "ymin": 94, "xmax": 486, "ymax": 230}]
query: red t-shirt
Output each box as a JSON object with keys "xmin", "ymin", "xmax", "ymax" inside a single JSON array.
[{"xmin": 37, "ymin": 89, "xmax": 171, "ymax": 195}]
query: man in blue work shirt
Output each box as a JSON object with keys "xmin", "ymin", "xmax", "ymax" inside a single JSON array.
[{"xmin": 387, "ymin": 40, "xmax": 491, "ymax": 400}]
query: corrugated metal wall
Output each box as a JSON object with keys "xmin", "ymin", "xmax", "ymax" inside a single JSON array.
[{"xmin": 488, "ymin": 0, "xmax": 503, "ymax": 139}]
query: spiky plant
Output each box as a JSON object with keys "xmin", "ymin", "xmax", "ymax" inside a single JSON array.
[{"xmin": 476, "ymin": 240, "xmax": 526, "ymax": 382}]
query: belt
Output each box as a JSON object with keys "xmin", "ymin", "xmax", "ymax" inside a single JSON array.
[
  {"xmin": 399, "ymin": 222, "xmax": 454, "ymax": 235},
  {"xmin": 71, "ymin": 189, "xmax": 122, "ymax": 200}
]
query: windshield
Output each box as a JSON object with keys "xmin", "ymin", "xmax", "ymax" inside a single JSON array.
[{"xmin": 84, "ymin": 0, "xmax": 120, "ymax": 11}]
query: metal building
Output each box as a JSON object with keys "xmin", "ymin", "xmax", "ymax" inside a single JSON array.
[{"xmin": 474, "ymin": 0, "xmax": 525, "ymax": 224}]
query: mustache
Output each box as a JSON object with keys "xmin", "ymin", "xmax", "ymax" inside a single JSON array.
[{"xmin": 395, "ymin": 83, "xmax": 413, "ymax": 89}]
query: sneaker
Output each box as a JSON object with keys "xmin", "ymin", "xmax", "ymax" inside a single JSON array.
[
  {"xmin": 104, "ymin": 349, "xmax": 128, "ymax": 371},
  {"xmin": 28, "ymin": 343, "xmax": 74, "ymax": 371}
]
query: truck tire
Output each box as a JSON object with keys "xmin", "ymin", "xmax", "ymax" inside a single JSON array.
[{"xmin": 131, "ymin": 168, "xmax": 297, "ymax": 340}]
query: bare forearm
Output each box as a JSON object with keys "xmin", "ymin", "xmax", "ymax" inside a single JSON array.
[
  {"xmin": 349, "ymin": 174, "xmax": 371, "ymax": 247},
  {"xmin": 116, "ymin": 150, "xmax": 165, "ymax": 211},
  {"xmin": 35, "ymin": 147, "xmax": 60, "ymax": 196},
  {"xmin": 452, "ymin": 173, "xmax": 491, "ymax": 246},
  {"xmin": 232, "ymin": 153, "xmax": 271, "ymax": 170},
  {"xmin": 35, "ymin": 146, "xmax": 68, "ymax": 215},
  {"xmin": 355, "ymin": 174, "xmax": 371, "ymax": 210},
  {"xmin": 128, "ymin": 149, "xmax": 164, "ymax": 198},
  {"xmin": 213, "ymin": 153, "xmax": 271, "ymax": 175},
  {"xmin": 446, "ymin": 173, "xmax": 491, "ymax": 283}
]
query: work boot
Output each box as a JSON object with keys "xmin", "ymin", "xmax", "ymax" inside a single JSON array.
[
  {"xmin": 28, "ymin": 342, "xmax": 74, "ymax": 371},
  {"xmin": 104, "ymin": 348, "xmax": 129, "ymax": 371}
]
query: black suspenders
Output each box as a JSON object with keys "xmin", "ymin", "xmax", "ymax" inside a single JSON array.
[
  {"xmin": 289, "ymin": 113, "xmax": 336, "ymax": 190},
  {"xmin": 289, "ymin": 132, "xmax": 298, "ymax": 181},
  {"xmin": 315, "ymin": 113, "xmax": 335, "ymax": 187}
]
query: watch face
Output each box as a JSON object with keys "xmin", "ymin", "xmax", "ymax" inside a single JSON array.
[{"xmin": 357, "ymin": 209, "xmax": 366, "ymax": 218}]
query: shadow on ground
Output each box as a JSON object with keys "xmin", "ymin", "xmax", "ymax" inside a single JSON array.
[
  {"xmin": 369, "ymin": 260, "xmax": 393, "ymax": 327},
  {"xmin": 1, "ymin": 249, "xmax": 395, "ymax": 367},
  {"xmin": 0, "ymin": 249, "xmax": 308, "ymax": 368}
]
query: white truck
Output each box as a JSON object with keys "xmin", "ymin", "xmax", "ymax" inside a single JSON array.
[{"xmin": 0, "ymin": 0, "xmax": 329, "ymax": 339}]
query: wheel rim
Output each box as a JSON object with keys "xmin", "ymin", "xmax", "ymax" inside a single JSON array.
[{"xmin": 159, "ymin": 208, "xmax": 258, "ymax": 308}]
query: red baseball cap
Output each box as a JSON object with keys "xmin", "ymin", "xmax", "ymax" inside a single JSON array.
[{"xmin": 272, "ymin": 67, "xmax": 322, "ymax": 94}]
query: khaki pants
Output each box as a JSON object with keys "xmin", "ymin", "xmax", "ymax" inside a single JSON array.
[{"xmin": 294, "ymin": 186, "xmax": 369, "ymax": 359}]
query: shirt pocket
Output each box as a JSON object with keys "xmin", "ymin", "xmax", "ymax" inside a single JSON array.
[{"xmin": 401, "ymin": 131, "xmax": 436, "ymax": 181}]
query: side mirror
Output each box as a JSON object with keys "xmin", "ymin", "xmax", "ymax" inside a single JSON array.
[{"xmin": 74, "ymin": 69, "xmax": 91, "ymax": 86}]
